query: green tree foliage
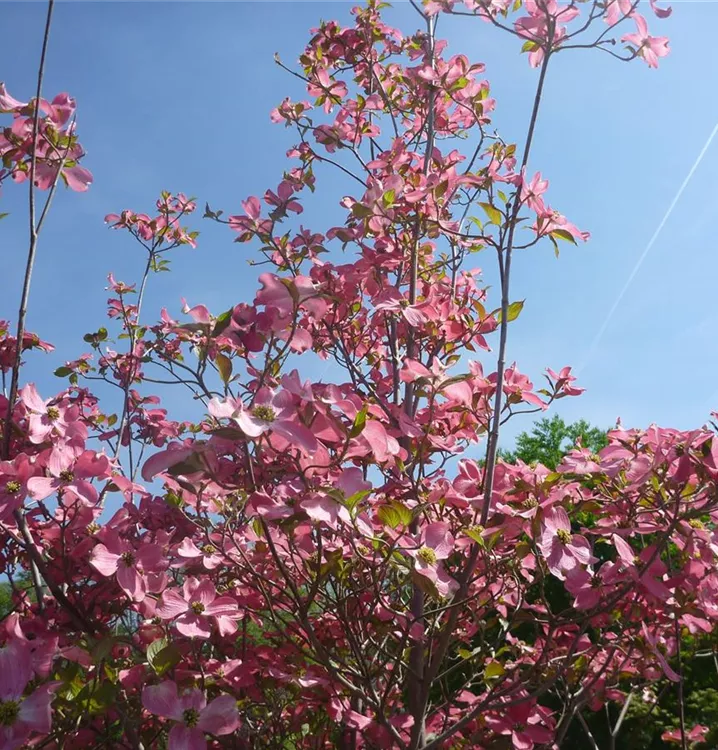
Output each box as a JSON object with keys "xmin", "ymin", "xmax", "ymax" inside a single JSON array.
[
  {"xmin": 500, "ymin": 415, "xmax": 609, "ymax": 470},
  {"xmin": 0, "ymin": 570, "xmax": 37, "ymax": 617}
]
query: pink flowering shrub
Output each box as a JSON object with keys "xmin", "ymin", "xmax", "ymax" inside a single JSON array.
[{"xmin": 4, "ymin": 1, "xmax": 714, "ymax": 749}]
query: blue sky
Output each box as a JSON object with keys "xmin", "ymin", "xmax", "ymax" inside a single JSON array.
[{"xmin": 1, "ymin": 0, "xmax": 717, "ymax": 448}]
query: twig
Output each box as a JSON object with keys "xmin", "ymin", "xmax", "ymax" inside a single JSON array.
[{"xmin": 3, "ymin": 0, "xmax": 55, "ymax": 457}]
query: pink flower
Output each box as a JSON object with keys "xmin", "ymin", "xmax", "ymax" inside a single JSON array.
[
  {"xmin": 485, "ymin": 700, "xmax": 554, "ymax": 749},
  {"xmin": 374, "ymin": 289, "xmax": 432, "ymax": 328},
  {"xmin": 211, "ymin": 390, "xmax": 318, "ymax": 455},
  {"xmin": 0, "ymin": 84, "xmax": 27, "ymax": 113},
  {"xmin": 642, "ymin": 622, "xmax": 680, "ymax": 682},
  {"xmin": 0, "ymin": 639, "xmax": 56, "ymax": 750},
  {"xmin": 0, "ymin": 456, "xmax": 33, "ymax": 522},
  {"xmin": 176, "ymin": 538, "xmax": 222, "ymax": 570},
  {"xmin": 546, "ymin": 366, "xmax": 584, "ymax": 398},
  {"xmin": 564, "ymin": 567, "xmax": 602, "ymax": 609},
  {"xmin": 537, "ymin": 507, "xmax": 594, "ymax": 579},
  {"xmin": 622, "ymin": 13, "xmax": 670, "ymax": 68},
  {"xmin": 609, "ymin": 535, "xmax": 672, "ymax": 601},
  {"xmin": 142, "ymin": 681, "xmax": 240, "ymax": 750},
  {"xmin": 155, "ymin": 578, "xmax": 240, "ymax": 638},
  {"xmin": 307, "ymin": 68, "xmax": 348, "ymax": 113},
  {"xmin": 662, "ymin": 724, "xmax": 708, "ymax": 746},
  {"xmin": 406, "ymin": 522, "xmax": 458, "ymax": 597},
  {"xmin": 649, "ymin": 0, "xmax": 672, "ymax": 18},
  {"xmin": 90, "ymin": 532, "xmax": 165, "ymax": 602},
  {"xmin": 604, "ymin": 0, "xmax": 633, "ymax": 26},
  {"xmin": 535, "ymin": 206, "xmax": 590, "ymax": 243},
  {"xmin": 20, "ymin": 384, "xmax": 73, "ymax": 444},
  {"xmin": 521, "ymin": 170, "xmax": 549, "ymax": 213},
  {"xmin": 27, "ymin": 450, "xmax": 109, "ymax": 506}
]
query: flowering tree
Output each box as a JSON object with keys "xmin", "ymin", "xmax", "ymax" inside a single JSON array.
[{"xmin": 2, "ymin": 1, "xmax": 715, "ymax": 749}]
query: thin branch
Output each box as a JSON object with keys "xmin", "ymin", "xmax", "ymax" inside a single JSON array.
[{"xmin": 3, "ymin": 0, "xmax": 55, "ymax": 458}]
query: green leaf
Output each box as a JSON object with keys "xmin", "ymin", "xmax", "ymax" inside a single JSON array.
[
  {"xmin": 215, "ymin": 353, "xmax": 233, "ymax": 384},
  {"xmin": 463, "ymin": 526, "xmax": 485, "ymax": 546},
  {"xmin": 54, "ymin": 366, "xmax": 72, "ymax": 378},
  {"xmin": 83, "ymin": 327, "xmax": 108, "ymax": 345},
  {"xmin": 497, "ymin": 300, "xmax": 524, "ymax": 323},
  {"xmin": 479, "ymin": 202, "xmax": 502, "ymax": 225},
  {"xmin": 349, "ymin": 406, "xmax": 368, "ymax": 439},
  {"xmin": 211, "ymin": 308, "xmax": 233, "ymax": 337},
  {"xmin": 91, "ymin": 636, "xmax": 116, "ymax": 664},
  {"xmin": 377, "ymin": 501, "xmax": 413, "ymax": 529},
  {"xmin": 484, "ymin": 661, "xmax": 505, "ymax": 680},
  {"xmin": 147, "ymin": 638, "xmax": 181, "ymax": 677},
  {"xmin": 343, "ymin": 489, "xmax": 370, "ymax": 513},
  {"xmin": 550, "ymin": 228, "xmax": 578, "ymax": 245},
  {"xmin": 0, "ymin": 212, "xmax": 9, "ymax": 221}
]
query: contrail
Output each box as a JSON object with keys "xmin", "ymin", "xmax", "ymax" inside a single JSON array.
[{"xmin": 578, "ymin": 121, "xmax": 718, "ymax": 375}]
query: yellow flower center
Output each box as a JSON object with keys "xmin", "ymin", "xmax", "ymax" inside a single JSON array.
[
  {"xmin": 5, "ymin": 481, "xmax": 21, "ymax": 495},
  {"xmin": 0, "ymin": 700, "xmax": 19, "ymax": 727},
  {"xmin": 183, "ymin": 707, "xmax": 200, "ymax": 728},
  {"xmin": 46, "ymin": 406, "xmax": 60, "ymax": 421},
  {"xmin": 251, "ymin": 405, "xmax": 276, "ymax": 422},
  {"xmin": 417, "ymin": 546, "xmax": 437, "ymax": 565},
  {"xmin": 556, "ymin": 528, "xmax": 572, "ymax": 545},
  {"xmin": 191, "ymin": 601, "xmax": 205, "ymax": 615}
]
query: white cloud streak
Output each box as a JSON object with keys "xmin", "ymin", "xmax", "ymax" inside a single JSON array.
[{"xmin": 577, "ymin": 120, "xmax": 718, "ymax": 376}]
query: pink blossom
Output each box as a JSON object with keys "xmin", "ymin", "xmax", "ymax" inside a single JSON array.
[
  {"xmin": 142, "ymin": 681, "xmax": 240, "ymax": 750},
  {"xmin": 90, "ymin": 533, "xmax": 165, "ymax": 602},
  {"xmin": 564, "ymin": 567, "xmax": 602, "ymax": 609},
  {"xmin": 538, "ymin": 507, "xmax": 594, "ymax": 579},
  {"xmin": 212, "ymin": 390, "xmax": 318, "ymax": 455},
  {"xmin": 0, "ymin": 456, "xmax": 33, "ymax": 522},
  {"xmin": 521, "ymin": 170, "xmax": 549, "ymax": 213},
  {"xmin": 0, "ymin": 83, "xmax": 27, "ymax": 113},
  {"xmin": 20, "ymin": 384, "xmax": 73, "ymax": 444},
  {"xmin": 155, "ymin": 578, "xmax": 240, "ymax": 638},
  {"xmin": 662, "ymin": 725, "xmax": 708, "ymax": 745},
  {"xmin": 406, "ymin": 522, "xmax": 458, "ymax": 597},
  {"xmin": 0, "ymin": 639, "xmax": 56, "ymax": 750},
  {"xmin": 26, "ymin": 450, "xmax": 109, "ymax": 506},
  {"xmin": 622, "ymin": 13, "xmax": 670, "ymax": 68},
  {"xmin": 176, "ymin": 538, "xmax": 223, "ymax": 570},
  {"xmin": 485, "ymin": 700, "xmax": 554, "ymax": 749},
  {"xmin": 609, "ymin": 535, "xmax": 672, "ymax": 601},
  {"xmin": 641, "ymin": 622, "xmax": 680, "ymax": 682},
  {"xmin": 374, "ymin": 289, "xmax": 432, "ymax": 328}
]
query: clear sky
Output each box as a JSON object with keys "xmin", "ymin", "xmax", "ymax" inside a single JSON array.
[{"xmin": 1, "ymin": 0, "xmax": 717, "ymax": 448}]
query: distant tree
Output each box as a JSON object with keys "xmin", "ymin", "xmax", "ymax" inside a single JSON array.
[
  {"xmin": 0, "ymin": 570, "xmax": 36, "ymax": 618},
  {"xmin": 500, "ymin": 414, "xmax": 608, "ymax": 469}
]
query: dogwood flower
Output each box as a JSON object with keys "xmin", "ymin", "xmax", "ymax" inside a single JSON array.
[
  {"xmin": 155, "ymin": 578, "xmax": 240, "ymax": 638},
  {"xmin": 621, "ymin": 13, "xmax": 670, "ymax": 68},
  {"xmin": 142, "ymin": 681, "xmax": 239, "ymax": 750},
  {"xmin": 538, "ymin": 507, "xmax": 594, "ymax": 579},
  {"xmin": 0, "ymin": 639, "xmax": 56, "ymax": 750},
  {"xmin": 90, "ymin": 532, "xmax": 165, "ymax": 602},
  {"xmin": 209, "ymin": 391, "xmax": 318, "ymax": 455},
  {"xmin": 405, "ymin": 522, "xmax": 458, "ymax": 597}
]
